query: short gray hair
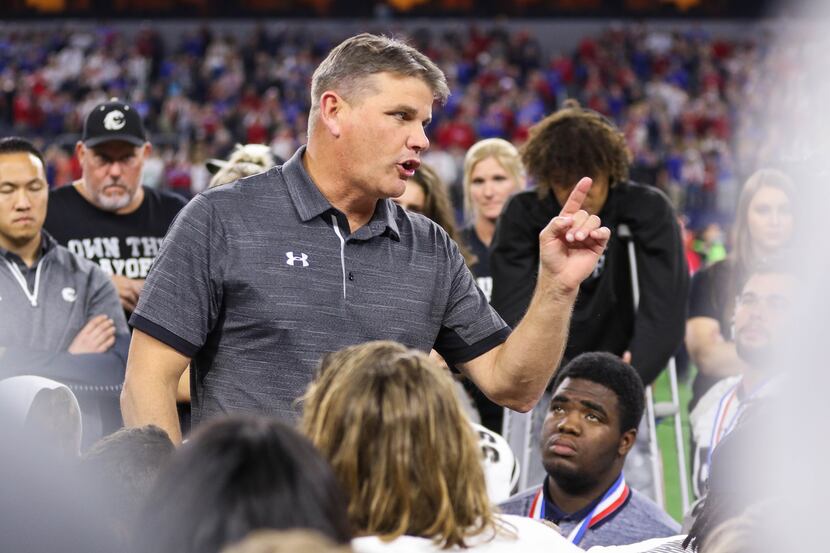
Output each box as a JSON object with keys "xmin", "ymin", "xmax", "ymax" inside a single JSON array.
[{"xmin": 309, "ymin": 33, "xmax": 450, "ymax": 132}]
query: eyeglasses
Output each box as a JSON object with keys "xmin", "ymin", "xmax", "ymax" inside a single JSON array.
[{"xmin": 736, "ymin": 292, "xmax": 791, "ymax": 313}]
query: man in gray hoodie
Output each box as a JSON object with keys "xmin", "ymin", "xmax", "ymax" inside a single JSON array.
[{"xmin": 0, "ymin": 137, "xmax": 128, "ymax": 447}]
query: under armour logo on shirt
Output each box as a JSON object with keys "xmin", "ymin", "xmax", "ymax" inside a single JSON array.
[
  {"xmin": 285, "ymin": 252, "xmax": 309, "ymax": 267},
  {"xmin": 62, "ymin": 287, "xmax": 77, "ymax": 302}
]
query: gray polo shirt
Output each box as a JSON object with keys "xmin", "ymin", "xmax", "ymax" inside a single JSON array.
[{"xmin": 131, "ymin": 146, "xmax": 510, "ymax": 425}]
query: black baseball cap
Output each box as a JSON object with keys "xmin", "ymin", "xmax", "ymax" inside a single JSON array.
[{"xmin": 82, "ymin": 99, "xmax": 147, "ymax": 148}]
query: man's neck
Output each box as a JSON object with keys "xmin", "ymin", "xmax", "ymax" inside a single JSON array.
[
  {"xmin": 740, "ymin": 367, "xmax": 768, "ymax": 396},
  {"xmin": 1, "ymin": 232, "xmax": 42, "ymax": 268},
  {"xmin": 303, "ymin": 144, "xmax": 376, "ymax": 233},
  {"xmin": 474, "ymin": 217, "xmax": 496, "ymax": 247},
  {"xmin": 546, "ymin": 468, "xmax": 622, "ymax": 515}
]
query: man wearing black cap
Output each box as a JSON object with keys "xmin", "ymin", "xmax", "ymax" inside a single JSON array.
[{"xmin": 44, "ymin": 99, "xmax": 187, "ymax": 314}]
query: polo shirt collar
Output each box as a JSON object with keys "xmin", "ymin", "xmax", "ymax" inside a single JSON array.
[
  {"xmin": 0, "ymin": 230, "xmax": 55, "ymax": 269},
  {"xmin": 282, "ymin": 145, "xmax": 333, "ymax": 223},
  {"xmin": 282, "ymin": 146, "xmax": 400, "ymax": 241}
]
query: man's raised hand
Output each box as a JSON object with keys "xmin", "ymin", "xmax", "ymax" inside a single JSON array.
[{"xmin": 538, "ymin": 177, "xmax": 611, "ymax": 293}]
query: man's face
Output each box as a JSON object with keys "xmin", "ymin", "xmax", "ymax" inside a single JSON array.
[
  {"xmin": 734, "ymin": 272, "xmax": 796, "ymax": 367},
  {"xmin": 77, "ymin": 140, "xmax": 149, "ymax": 212},
  {"xmin": 334, "ymin": 72, "xmax": 433, "ymax": 201},
  {"xmin": 0, "ymin": 152, "xmax": 48, "ymax": 251},
  {"xmin": 553, "ymin": 174, "xmax": 610, "ymax": 216},
  {"xmin": 540, "ymin": 377, "xmax": 634, "ymax": 493}
]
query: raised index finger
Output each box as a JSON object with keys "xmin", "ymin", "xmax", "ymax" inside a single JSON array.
[{"xmin": 559, "ymin": 177, "xmax": 593, "ymax": 217}]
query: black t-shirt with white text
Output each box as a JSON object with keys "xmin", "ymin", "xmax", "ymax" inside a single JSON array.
[{"xmin": 44, "ymin": 185, "xmax": 187, "ymax": 280}]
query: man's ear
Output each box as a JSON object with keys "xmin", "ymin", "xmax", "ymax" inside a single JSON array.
[
  {"xmin": 75, "ymin": 141, "xmax": 86, "ymax": 163},
  {"xmin": 618, "ymin": 428, "xmax": 637, "ymax": 457},
  {"xmin": 318, "ymin": 91, "xmax": 346, "ymax": 138},
  {"xmin": 141, "ymin": 142, "xmax": 152, "ymax": 159}
]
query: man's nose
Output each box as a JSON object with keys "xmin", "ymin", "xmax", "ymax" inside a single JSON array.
[
  {"xmin": 107, "ymin": 159, "xmax": 124, "ymax": 178},
  {"xmin": 556, "ymin": 412, "xmax": 581, "ymax": 435},
  {"xmin": 13, "ymin": 188, "xmax": 32, "ymax": 210},
  {"xmin": 409, "ymin": 124, "xmax": 430, "ymax": 153}
]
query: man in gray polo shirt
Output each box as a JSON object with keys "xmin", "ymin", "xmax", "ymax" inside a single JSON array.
[{"xmin": 122, "ymin": 34, "xmax": 611, "ymax": 443}]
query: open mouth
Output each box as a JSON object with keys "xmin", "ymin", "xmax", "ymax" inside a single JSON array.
[{"xmin": 396, "ymin": 159, "xmax": 420, "ymax": 179}]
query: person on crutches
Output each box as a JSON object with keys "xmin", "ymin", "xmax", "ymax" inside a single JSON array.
[{"xmin": 491, "ymin": 100, "xmax": 689, "ymax": 502}]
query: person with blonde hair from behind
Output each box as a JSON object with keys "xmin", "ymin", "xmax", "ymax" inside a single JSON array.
[
  {"xmin": 459, "ymin": 138, "xmax": 525, "ymax": 433},
  {"xmin": 302, "ymin": 340, "xmax": 582, "ymax": 553},
  {"xmin": 222, "ymin": 530, "xmax": 354, "ymax": 553},
  {"xmin": 207, "ymin": 143, "xmax": 277, "ymax": 188}
]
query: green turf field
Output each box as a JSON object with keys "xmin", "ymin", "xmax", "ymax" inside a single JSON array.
[{"xmin": 652, "ymin": 366, "xmax": 695, "ymax": 522}]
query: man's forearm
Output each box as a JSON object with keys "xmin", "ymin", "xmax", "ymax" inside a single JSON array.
[
  {"xmin": 121, "ymin": 373, "xmax": 182, "ymax": 443},
  {"xmin": 121, "ymin": 330, "xmax": 189, "ymax": 444},
  {"xmin": 694, "ymin": 341, "xmax": 744, "ymax": 379},
  {"xmin": 492, "ymin": 274, "xmax": 577, "ymax": 412}
]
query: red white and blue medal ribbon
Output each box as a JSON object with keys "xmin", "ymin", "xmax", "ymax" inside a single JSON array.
[
  {"xmin": 707, "ymin": 377, "xmax": 773, "ymax": 467},
  {"xmin": 527, "ymin": 473, "xmax": 630, "ymax": 546},
  {"xmin": 707, "ymin": 382, "xmax": 740, "ymax": 467}
]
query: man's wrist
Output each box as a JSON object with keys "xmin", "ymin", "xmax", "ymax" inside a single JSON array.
[{"xmin": 536, "ymin": 270, "xmax": 579, "ymax": 302}]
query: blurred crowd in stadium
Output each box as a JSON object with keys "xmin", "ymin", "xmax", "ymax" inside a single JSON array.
[
  {"xmin": 0, "ymin": 18, "xmax": 793, "ymax": 553},
  {"xmin": 0, "ymin": 23, "xmax": 766, "ymax": 234}
]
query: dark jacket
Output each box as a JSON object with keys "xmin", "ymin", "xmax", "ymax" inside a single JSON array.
[{"xmin": 490, "ymin": 181, "xmax": 688, "ymax": 384}]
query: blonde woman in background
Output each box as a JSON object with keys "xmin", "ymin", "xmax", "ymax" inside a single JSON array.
[
  {"xmin": 459, "ymin": 139, "xmax": 525, "ymax": 433},
  {"xmin": 461, "ymin": 138, "xmax": 526, "ymax": 303},
  {"xmin": 302, "ymin": 340, "xmax": 582, "ymax": 553},
  {"xmin": 685, "ymin": 169, "xmax": 795, "ymax": 411}
]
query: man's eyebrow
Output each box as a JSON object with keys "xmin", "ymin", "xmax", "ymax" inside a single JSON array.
[
  {"xmin": 580, "ymin": 399, "xmax": 608, "ymax": 417},
  {"xmin": 550, "ymin": 394, "xmax": 570, "ymax": 404}
]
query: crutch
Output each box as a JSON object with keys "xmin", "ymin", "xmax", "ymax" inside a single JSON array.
[
  {"xmin": 618, "ymin": 224, "xmax": 690, "ymax": 514},
  {"xmin": 502, "ymin": 408, "xmax": 534, "ymax": 493}
]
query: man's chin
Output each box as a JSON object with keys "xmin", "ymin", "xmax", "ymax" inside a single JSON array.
[
  {"xmin": 94, "ymin": 193, "xmax": 133, "ymax": 212},
  {"xmin": 736, "ymin": 342, "xmax": 775, "ymax": 368}
]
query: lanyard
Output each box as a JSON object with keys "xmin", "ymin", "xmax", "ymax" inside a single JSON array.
[
  {"xmin": 707, "ymin": 377, "xmax": 773, "ymax": 466},
  {"xmin": 527, "ymin": 473, "xmax": 630, "ymax": 546},
  {"xmin": 3, "ymin": 258, "xmax": 42, "ymax": 307}
]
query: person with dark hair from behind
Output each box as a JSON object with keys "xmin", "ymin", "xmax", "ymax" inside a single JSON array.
[
  {"xmin": 303, "ymin": 340, "xmax": 582, "ymax": 552},
  {"xmin": 0, "ymin": 136, "xmax": 129, "ymax": 447},
  {"xmin": 134, "ymin": 416, "xmax": 351, "ymax": 553},
  {"xmin": 499, "ymin": 352, "xmax": 679, "ymax": 548},
  {"xmin": 81, "ymin": 425, "xmax": 174, "ymax": 546}
]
